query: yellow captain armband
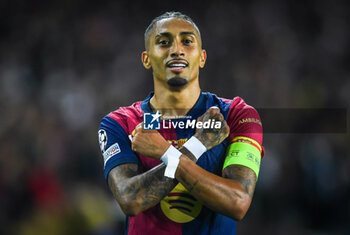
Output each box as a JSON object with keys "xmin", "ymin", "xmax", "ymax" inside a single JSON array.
[{"xmin": 223, "ymin": 137, "xmax": 262, "ymax": 180}]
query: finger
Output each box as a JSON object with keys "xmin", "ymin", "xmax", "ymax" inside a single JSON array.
[
  {"xmin": 131, "ymin": 141, "xmax": 137, "ymax": 152},
  {"xmin": 211, "ymin": 112, "xmax": 224, "ymax": 121},
  {"xmin": 201, "ymin": 109, "xmax": 212, "ymax": 122},
  {"xmin": 197, "ymin": 113, "xmax": 204, "ymax": 122},
  {"xmin": 208, "ymin": 106, "xmax": 220, "ymax": 116},
  {"xmin": 198, "ymin": 106, "xmax": 221, "ymax": 122},
  {"xmin": 202, "ymin": 107, "xmax": 220, "ymax": 122},
  {"xmin": 135, "ymin": 122, "xmax": 143, "ymax": 134},
  {"xmin": 222, "ymin": 121, "xmax": 230, "ymax": 136},
  {"xmin": 130, "ymin": 124, "xmax": 140, "ymax": 140}
]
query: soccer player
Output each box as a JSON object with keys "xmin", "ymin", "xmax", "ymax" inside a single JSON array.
[{"xmin": 98, "ymin": 12, "xmax": 264, "ymax": 235}]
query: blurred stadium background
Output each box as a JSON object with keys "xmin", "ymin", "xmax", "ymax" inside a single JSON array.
[{"xmin": 0, "ymin": 0, "xmax": 349, "ymax": 234}]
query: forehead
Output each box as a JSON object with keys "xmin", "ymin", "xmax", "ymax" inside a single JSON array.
[{"xmin": 153, "ymin": 17, "xmax": 200, "ymax": 38}]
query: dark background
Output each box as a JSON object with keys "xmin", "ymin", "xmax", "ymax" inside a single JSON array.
[{"xmin": 0, "ymin": 0, "xmax": 349, "ymax": 234}]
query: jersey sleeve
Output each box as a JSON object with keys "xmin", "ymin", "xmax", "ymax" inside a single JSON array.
[
  {"xmin": 98, "ymin": 115, "xmax": 140, "ymax": 182},
  {"xmin": 223, "ymin": 98, "xmax": 265, "ymax": 178},
  {"xmin": 226, "ymin": 99, "xmax": 264, "ymax": 157}
]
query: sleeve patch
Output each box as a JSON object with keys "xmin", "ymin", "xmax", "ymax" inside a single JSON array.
[
  {"xmin": 238, "ymin": 117, "xmax": 262, "ymax": 127},
  {"xmin": 98, "ymin": 129, "xmax": 108, "ymax": 153},
  {"xmin": 103, "ymin": 143, "xmax": 121, "ymax": 166}
]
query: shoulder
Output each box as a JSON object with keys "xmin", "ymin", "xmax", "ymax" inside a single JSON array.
[
  {"xmin": 99, "ymin": 101, "xmax": 143, "ymax": 133},
  {"xmin": 203, "ymin": 92, "xmax": 250, "ymax": 109},
  {"xmin": 204, "ymin": 92, "xmax": 258, "ymax": 118},
  {"xmin": 201, "ymin": 92, "xmax": 233, "ymax": 115},
  {"xmin": 108, "ymin": 101, "xmax": 143, "ymax": 122},
  {"xmin": 225, "ymin": 96, "xmax": 260, "ymax": 123}
]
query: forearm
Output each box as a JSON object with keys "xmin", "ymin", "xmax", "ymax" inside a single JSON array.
[
  {"xmin": 175, "ymin": 155, "xmax": 253, "ymax": 220},
  {"xmin": 108, "ymin": 147, "xmax": 197, "ymax": 216},
  {"xmin": 109, "ymin": 162, "xmax": 176, "ymax": 216}
]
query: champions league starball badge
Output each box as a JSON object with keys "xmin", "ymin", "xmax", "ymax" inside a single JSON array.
[{"xmin": 98, "ymin": 129, "xmax": 108, "ymax": 153}]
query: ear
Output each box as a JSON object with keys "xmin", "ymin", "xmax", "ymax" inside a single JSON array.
[
  {"xmin": 199, "ymin": 49, "xmax": 207, "ymax": 68},
  {"xmin": 142, "ymin": 51, "xmax": 152, "ymax": 69}
]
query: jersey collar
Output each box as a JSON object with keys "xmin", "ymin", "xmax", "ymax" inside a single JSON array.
[{"xmin": 140, "ymin": 91, "xmax": 208, "ymax": 119}]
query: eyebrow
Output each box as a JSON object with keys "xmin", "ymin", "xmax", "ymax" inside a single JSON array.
[
  {"xmin": 155, "ymin": 31, "xmax": 196, "ymax": 39},
  {"xmin": 155, "ymin": 32, "xmax": 171, "ymax": 39},
  {"xmin": 180, "ymin": 32, "xmax": 196, "ymax": 36}
]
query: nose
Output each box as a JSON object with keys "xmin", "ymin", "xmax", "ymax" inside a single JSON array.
[{"xmin": 170, "ymin": 40, "xmax": 184, "ymax": 58}]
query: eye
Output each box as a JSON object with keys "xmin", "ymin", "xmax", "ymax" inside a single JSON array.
[
  {"xmin": 159, "ymin": 40, "xmax": 170, "ymax": 45},
  {"xmin": 183, "ymin": 37, "xmax": 194, "ymax": 44}
]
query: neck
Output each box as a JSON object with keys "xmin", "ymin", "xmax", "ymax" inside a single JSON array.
[{"xmin": 150, "ymin": 78, "xmax": 201, "ymax": 117}]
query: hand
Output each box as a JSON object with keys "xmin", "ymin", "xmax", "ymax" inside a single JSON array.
[
  {"xmin": 131, "ymin": 123, "xmax": 170, "ymax": 159},
  {"xmin": 194, "ymin": 106, "xmax": 230, "ymax": 150}
]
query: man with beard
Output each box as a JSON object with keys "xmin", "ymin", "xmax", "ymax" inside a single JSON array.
[{"xmin": 98, "ymin": 11, "xmax": 264, "ymax": 235}]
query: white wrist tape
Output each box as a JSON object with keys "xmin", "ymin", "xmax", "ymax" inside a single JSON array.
[
  {"xmin": 183, "ymin": 136, "xmax": 207, "ymax": 159},
  {"xmin": 161, "ymin": 145, "xmax": 182, "ymax": 178}
]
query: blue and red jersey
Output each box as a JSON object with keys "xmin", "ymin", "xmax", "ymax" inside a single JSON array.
[{"xmin": 98, "ymin": 92, "xmax": 264, "ymax": 235}]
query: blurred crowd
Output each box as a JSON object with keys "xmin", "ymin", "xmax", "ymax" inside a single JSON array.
[{"xmin": 0, "ymin": 0, "xmax": 349, "ymax": 234}]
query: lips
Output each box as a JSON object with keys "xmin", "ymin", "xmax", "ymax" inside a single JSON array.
[{"xmin": 166, "ymin": 60, "xmax": 188, "ymax": 73}]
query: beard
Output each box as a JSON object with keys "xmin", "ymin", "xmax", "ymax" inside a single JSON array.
[{"xmin": 167, "ymin": 76, "xmax": 188, "ymax": 87}]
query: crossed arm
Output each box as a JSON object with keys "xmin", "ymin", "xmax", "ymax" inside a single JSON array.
[
  {"xmin": 107, "ymin": 107, "xmax": 257, "ymax": 220},
  {"xmin": 108, "ymin": 147, "xmax": 197, "ymax": 216}
]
